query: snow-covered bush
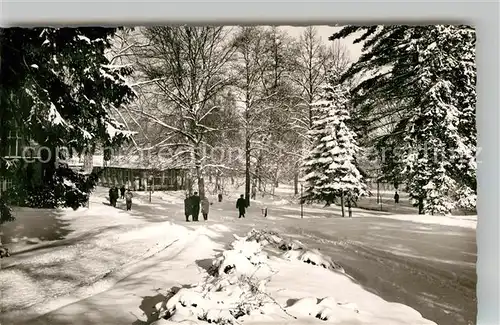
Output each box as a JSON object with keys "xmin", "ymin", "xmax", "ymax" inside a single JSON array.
[
  {"xmin": 283, "ymin": 248, "xmax": 345, "ymax": 273},
  {"xmin": 246, "ymin": 229, "xmax": 283, "ymax": 247},
  {"xmin": 246, "ymin": 229, "xmax": 344, "ymax": 273},
  {"xmin": 246, "ymin": 228, "xmax": 305, "ymax": 251},
  {"xmin": 286, "ymin": 296, "xmax": 361, "ymax": 322},
  {"xmin": 278, "ymin": 239, "xmax": 306, "ymax": 251},
  {"xmin": 156, "ymin": 230, "xmax": 349, "ymax": 324},
  {"xmin": 209, "ymin": 234, "xmax": 271, "ymax": 277},
  {"xmin": 159, "ymin": 235, "xmax": 277, "ymax": 324}
]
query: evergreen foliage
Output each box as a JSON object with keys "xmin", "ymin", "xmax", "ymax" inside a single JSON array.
[
  {"xmin": 302, "ymin": 74, "xmax": 367, "ymax": 209},
  {"xmin": 330, "ymin": 25, "xmax": 476, "ymax": 214},
  {"xmin": 1, "ymin": 27, "xmax": 135, "ymax": 223}
]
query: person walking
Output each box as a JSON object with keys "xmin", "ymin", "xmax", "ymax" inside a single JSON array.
[
  {"xmin": 113, "ymin": 186, "xmax": 119, "ymax": 207},
  {"xmin": 184, "ymin": 194, "xmax": 192, "ymax": 222},
  {"xmin": 109, "ymin": 186, "xmax": 118, "ymax": 207},
  {"xmin": 201, "ymin": 196, "xmax": 210, "ymax": 221},
  {"xmin": 236, "ymin": 194, "xmax": 247, "ymax": 218},
  {"xmin": 125, "ymin": 189, "xmax": 133, "ymax": 211},
  {"xmin": 109, "ymin": 187, "xmax": 114, "ymax": 206},
  {"xmin": 191, "ymin": 192, "xmax": 201, "ymax": 222},
  {"xmin": 394, "ymin": 191, "xmax": 400, "ymax": 204},
  {"xmin": 120, "ymin": 185, "xmax": 126, "ymax": 199}
]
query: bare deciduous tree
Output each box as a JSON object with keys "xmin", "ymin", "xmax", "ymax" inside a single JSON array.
[{"xmin": 125, "ymin": 26, "xmax": 237, "ymax": 199}]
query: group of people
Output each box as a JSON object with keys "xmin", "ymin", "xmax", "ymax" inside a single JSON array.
[
  {"xmin": 184, "ymin": 193, "xmax": 249, "ymax": 222},
  {"xmin": 109, "ymin": 185, "xmax": 134, "ymax": 211},
  {"xmin": 184, "ymin": 192, "xmax": 210, "ymax": 222},
  {"xmin": 108, "ymin": 185, "xmax": 251, "ymax": 220}
]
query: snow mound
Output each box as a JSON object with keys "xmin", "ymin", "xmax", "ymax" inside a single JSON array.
[
  {"xmin": 246, "ymin": 229, "xmax": 345, "ymax": 273},
  {"xmin": 246, "ymin": 229, "xmax": 284, "ymax": 247},
  {"xmin": 286, "ymin": 296, "xmax": 363, "ymax": 322},
  {"xmin": 158, "ymin": 236, "xmax": 282, "ymax": 324},
  {"xmin": 283, "ymin": 248, "xmax": 344, "ymax": 273},
  {"xmin": 210, "ymin": 234, "xmax": 272, "ymax": 277},
  {"xmin": 157, "ymin": 231, "xmax": 352, "ymax": 324}
]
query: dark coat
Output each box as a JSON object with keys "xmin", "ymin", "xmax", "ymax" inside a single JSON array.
[
  {"xmin": 191, "ymin": 195, "xmax": 201, "ymax": 212},
  {"xmin": 184, "ymin": 197, "xmax": 193, "ymax": 215},
  {"xmin": 109, "ymin": 188, "xmax": 118, "ymax": 200},
  {"xmin": 236, "ymin": 198, "xmax": 246, "ymax": 211}
]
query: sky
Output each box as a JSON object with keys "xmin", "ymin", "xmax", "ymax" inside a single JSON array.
[{"xmin": 281, "ymin": 25, "xmax": 364, "ymax": 62}]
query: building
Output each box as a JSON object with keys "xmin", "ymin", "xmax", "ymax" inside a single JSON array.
[
  {"xmin": 1, "ymin": 131, "xmax": 43, "ymax": 194},
  {"xmin": 68, "ymin": 154, "xmax": 188, "ymax": 191},
  {"xmin": 2, "ymin": 131, "xmax": 188, "ymax": 194}
]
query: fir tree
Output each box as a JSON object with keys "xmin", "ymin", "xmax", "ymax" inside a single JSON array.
[
  {"xmin": 330, "ymin": 25, "xmax": 476, "ymax": 215},
  {"xmin": 1, "ymin": 27, "xmax": 136, "ymax": 223},
  {"xmin": 302, "ymin": 75, "xmax": 367, "ymax": 216}
]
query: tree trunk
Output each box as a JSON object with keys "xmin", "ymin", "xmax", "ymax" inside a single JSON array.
[
  {"xmin": 418, "ymin": 197, "xmax": 424, "ymax": 215},
  {"xmin": 308, "ymin": 102, "xmax": 313, "ymax": 130},
  {"xmin": 197, "ymin": 173, "xmax": 205, "ymax": 199},
  {"xmin": 340, "ymin": 190, "xmax": 345, "ymax": 218},
  {"xmin": 274, "ymin": 162, "xmax": 279, "ymax": 188},
  {"xmin": 245, "ymin": 138, "xmax": 251, "ymax": 207},
  {"xmin": 376, "ymin": 181, "xmax": 380, "ymax": 204},
  {"xmin": 194, "ymin": 145, "xmax": 205, "ymax": 199},
  {"xmin": 293, "ymin": 171, "xmax": 299, "ymax": 195},
  {"xmin": 251, "ymin": 181, "xmax": 257, "ymax": 200},
  {"xmin": 347, "ymin": 196, "xmax": 352, "ymax": 218},
  {"xmin": 256, "ymin": 150, "xmax": 263, "ymax": 191},
  {"xmin": 185, "ymin": 172, "xmax": 191, "ymax": 194},
  {"xmin": 215, "ymin": 172, "xmax": 220, "ymax": 194},
  {"xmin": 41, "ymin": 148, "xmax": 57, "ymax": 184}
]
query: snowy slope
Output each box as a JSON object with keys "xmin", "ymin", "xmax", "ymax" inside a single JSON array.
[{"xmin": 0, "ymin": 186, "xmax": 474, "ymax": 325}]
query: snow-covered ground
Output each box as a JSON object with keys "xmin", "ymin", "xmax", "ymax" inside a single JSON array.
[{"xmin": 0, "ymin": 184, "xmax": 476, "ymax": 325}]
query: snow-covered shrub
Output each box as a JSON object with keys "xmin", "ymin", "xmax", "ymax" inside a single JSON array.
[
  {"xmin": 246, "ymin": 229, "xmax": 283, "ymax": 247},
  {"xmin": 286, "ymin": 296, "xmax": 360, "ymax": 322},
  {"xmin": 278, "ymin": 239, "xmax": 305, "ymax": 251},
  {"xmin": 158, "ymin": 231, "xmax": 351, "ymax": 324},
  {"xmin": 210, "ymin": 235, "xmax": 270, "ymax": 277},
  {"xmin": 283, "ymin": 248, "xmax": 345, "ymax": 273},
  {"xmin": 2, "ymin": 165, "xmax": 98, "ymax": 210},
  {"xmin": 245, "ymin": 229, "xmax": 305, "ymax": 252},
  {"xmin": 243, "ymin": 229, "xmax": 345, "ymax": 273},
  {"xmin": 161, "ymin": 235, "xmax": 278, "ymax": 324},
  {"xmin": 286, "ymin": 297, "xmax": 322, "ymax": 317}
]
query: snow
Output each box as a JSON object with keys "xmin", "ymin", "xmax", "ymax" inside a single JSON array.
[
  {"xmin": 79, "ymin": 127, "xmax": 93, "ymax": 139},
  {"xmin": 154, "ymin": 230, "xmax": 435, "ymax": 325},
  {"xmin": 48, "ymin": 102, "xmax": 66, "ymax": 126},
  {"xmin": 105, "ymin": 121, "xmax": 137, "ymax": 140},
  {"xmin": 76, "ymin": 35, "xmax": 92, "ymax": 44},
  {"xmin": 101, "ymin": 63, "xmax": 133, "ymax": 69},
  {"xmin": 363, "ymin": 213, "xmax": 476, "ymax": 229},
  {"xmin": 303, "ymin": 79, "xmax": 367, "ymax": 204},
  {"xmin": 0, "ymin": 184, "xmax": 474, "ymax": 325},
  {"xmin": 30, "ymin": 64, "xmax": 39, "ymax": 69}
]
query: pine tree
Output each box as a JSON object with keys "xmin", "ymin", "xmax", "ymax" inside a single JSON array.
[
  {"xmin": 1, "ymin": 27, "xmax": 136, "ymax": 223},
  {"xmin": 330, "ymin": 25, "xmax": 476, "ymax": 215},
  {"xmin": 402, "ymin": 26, "xmax": 476, "ymax": 215},
  {"xmin": 302, "ymin": 75, "xmax": 367, "ymax": 216}
]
